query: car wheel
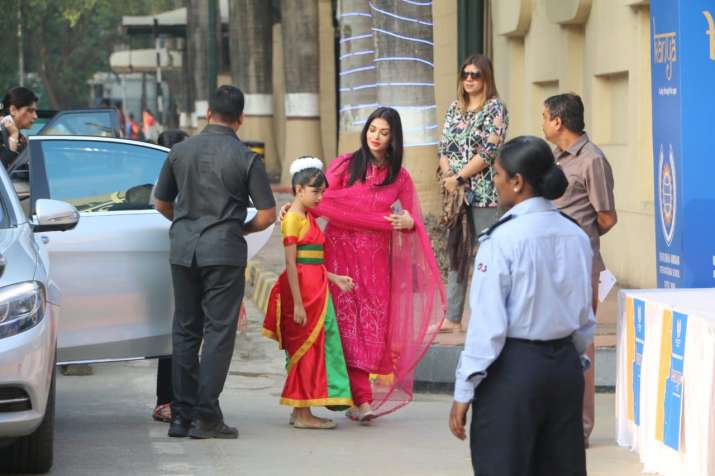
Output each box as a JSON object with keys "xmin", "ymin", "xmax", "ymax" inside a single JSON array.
[{"xmin": 0, "ymin": 367, "xmax": 55, "ymax": 474}]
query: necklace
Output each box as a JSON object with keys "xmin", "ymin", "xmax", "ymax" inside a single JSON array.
[{"xmin": 371, "ymin": 157, "xmax": 387, "ymax": 168}]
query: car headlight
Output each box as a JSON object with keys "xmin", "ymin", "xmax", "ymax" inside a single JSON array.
[{"xmin": 0, "ymin": 282, "xmax": 46, "ymax": 339}]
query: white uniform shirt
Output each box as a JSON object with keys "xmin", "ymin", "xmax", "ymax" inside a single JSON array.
[{"xmin": 453, "ymin": 197, "xmax": 596, "ymax": 403}]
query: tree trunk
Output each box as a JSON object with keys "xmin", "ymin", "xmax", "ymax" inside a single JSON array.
[
  {"xmin": 230, "ymin": 0, "xmax": 272, "ymax": 94},
  {"xmin": 337, "ymin": 0, "xmax": 377, "ymax": 144},
  {"xmin": 189, "ymin": 0, "xmax": 220, "ymax": 104},
  {"xmin": 280, "ymin": 0, "xmax": 323, "ymax": 183},
  {"xmin": 337, "ymin": 0, "xmax": 439, "ymax": 212},
  {"xmin": 281, "ymin": 0, "xmax": 319, "ymax": 96},
  {"xmin": 229, "ymin": 0, "xmax": 280, "ymax": 178}
]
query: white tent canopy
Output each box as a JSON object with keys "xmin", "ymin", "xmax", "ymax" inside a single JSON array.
[
  {"xmin": 121, "ymin": 1, "xmax": 229, "ymax": 34},
  {"xmin": 110, "ymin": 49, "xmax": 182, "ymax": 74}
]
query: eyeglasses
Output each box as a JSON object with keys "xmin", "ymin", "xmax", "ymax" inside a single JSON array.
[{"xmin": 461, "ymin": 70, "xmax": 483, "ymax": 80}]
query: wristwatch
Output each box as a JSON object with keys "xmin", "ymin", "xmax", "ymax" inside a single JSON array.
[{"xmin": 456, "ymin": 175, "xmax": 467, "ymax": 186}]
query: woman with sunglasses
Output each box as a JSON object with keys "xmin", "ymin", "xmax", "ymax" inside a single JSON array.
[{"xmin": 437, "ymin": 54, "xmax": 509, "ymax": 333}]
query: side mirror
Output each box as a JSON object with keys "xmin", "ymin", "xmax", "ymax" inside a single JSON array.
[{"xmin": 32, "ymin": 199, "xmax": 80, "ymax": 232}]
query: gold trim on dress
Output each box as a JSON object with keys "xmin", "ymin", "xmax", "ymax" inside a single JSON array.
[
  {"xmin": 279, "ymin": 397, "xmax": 354, "ymax": 408},
  {"xmin": 286, "ymin": 284, "xmax": 329, "ymax": 372}
]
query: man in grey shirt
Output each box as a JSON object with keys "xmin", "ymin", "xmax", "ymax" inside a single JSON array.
[
  {"xmin": 154, "ymin": 85, "xmax": 276, "ymax": 439},
  {"xmin": 542, "ymin": 93, "xmax": 617, "ymax": 446}
]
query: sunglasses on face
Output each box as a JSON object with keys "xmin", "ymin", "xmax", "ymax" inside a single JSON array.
[{"xmin": 461, "ymin": 70, "xmax": 483, "ymax": 80}]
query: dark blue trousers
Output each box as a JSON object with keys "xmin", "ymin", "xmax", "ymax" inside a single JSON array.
[{"xmin": 470, "ymin": 338, "xmax": 586, "ymax": 476}]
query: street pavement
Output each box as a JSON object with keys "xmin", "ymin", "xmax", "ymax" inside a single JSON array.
[{"xmin": 15, "ymin": 298, "xmax": 644, "ymax": 476}]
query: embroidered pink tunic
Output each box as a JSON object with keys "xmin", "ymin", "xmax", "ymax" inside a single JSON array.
[{"xmin": 312, "ymin": 154, "xmax": 446, "ymax": 416}]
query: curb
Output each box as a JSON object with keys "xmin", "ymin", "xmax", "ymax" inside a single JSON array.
[
  {"xmin": 414, "ymin": 344, "xmax": 618, "ymax": 395},
  {"xmin": 245, "ymin": 259, "xmax": 278, "ymax": 314}
]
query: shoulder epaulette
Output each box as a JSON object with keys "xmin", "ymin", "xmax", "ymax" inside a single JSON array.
[
  {"xmin": 478, "ymin": 214, "xmax": 514, "ymax": 239},
  {"xmin": 559, "ymin": 211, "xmax": 580, "ymax": 227}
]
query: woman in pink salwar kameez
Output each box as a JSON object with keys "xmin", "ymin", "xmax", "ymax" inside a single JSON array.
[{"xmin": 310, "ymin": 107, "xmax": 447, "ymax": 421}]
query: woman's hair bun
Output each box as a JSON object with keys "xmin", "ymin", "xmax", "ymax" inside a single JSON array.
[{"xmin": 538, "ymin": 164, "xmax": 568, "ymax": 200}]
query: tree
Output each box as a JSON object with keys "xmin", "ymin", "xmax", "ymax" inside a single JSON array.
[{"xmin": 0, "ymin": 0, "xmax": 177, "ymax": 109}]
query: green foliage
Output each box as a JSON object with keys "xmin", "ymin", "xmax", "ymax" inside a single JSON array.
[{"xmin": 0, "ymin": 0, "xmax": 180, "ymax": 109}]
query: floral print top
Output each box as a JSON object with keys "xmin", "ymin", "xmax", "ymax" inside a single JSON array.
[{"xmin": 438, "ymin": 98, "xmax": 509, "ymax": 207}]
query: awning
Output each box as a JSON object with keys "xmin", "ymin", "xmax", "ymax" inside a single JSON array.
[
  {"xmin": 122, "ymin": 1, "xmax": 229, "ymax": 36},
  {"xmin": 109, "ymin": 49, "xmax": 182, "ymax": 74}
]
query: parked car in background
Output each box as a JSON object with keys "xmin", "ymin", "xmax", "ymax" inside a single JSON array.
[
  {"xmin": 1, "ymin": 135, "xmax": 274, "ymax": 473},
  {"xmin": 0, "ymin": 166, "xmax": 79, "ymax": 474},
  {"xmin": 21, "ymin": 110, "xmax": 57, "ymax": 137},
  {"xmin": 37, "ymin": 109, "xmax": 123, "ymax": 138}
]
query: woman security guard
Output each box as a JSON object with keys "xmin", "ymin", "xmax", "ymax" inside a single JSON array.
[{"xmin": 448, "ymin": 135, "xmax": 596, "ymax": 476}]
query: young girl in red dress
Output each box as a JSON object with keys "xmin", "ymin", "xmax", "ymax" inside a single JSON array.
[{"xmin": 263, "ymin": 157, "xmax": 354, "ymax": 429}]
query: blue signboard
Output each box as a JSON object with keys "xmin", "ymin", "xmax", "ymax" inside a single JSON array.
[
  {"xmin": 650, "ymin": 1, "xmax": 715, "ymax": 288},
  {"xmin": 662, "ymin": 311, "xmax": 688, "ymax": 450}
]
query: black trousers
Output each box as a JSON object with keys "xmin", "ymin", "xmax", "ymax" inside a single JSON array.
[
  {"xmin": 170, "ymin": 262, "xmax": 245, "ymax": 423},
  {"xmin": 156, "ymin": 357, "xmax": 173, "ymax": 406},
  {"xmin": 470, "ymin": 338, "xmax": 586, "ymax": 476}
]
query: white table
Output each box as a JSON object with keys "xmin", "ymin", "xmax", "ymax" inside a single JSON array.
[{"xmin": 616, "ymin": 288, "xmax": 715, "ymax": 476}]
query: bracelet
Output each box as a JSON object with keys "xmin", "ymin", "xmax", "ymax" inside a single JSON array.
[{"xmin": 456, "ymin": 175, "xmax": 467, "ymax": 185}]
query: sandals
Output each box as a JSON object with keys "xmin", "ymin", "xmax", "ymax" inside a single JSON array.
[
  {"xmin": 152, "ymin": 403, "xmax": 172, "ymax": 423},
  {"xmin": 293, "ymin": 418, "xmax": 336, "ymax": 430},
  {"xmin": 345, "ymin": 407, "xmax": 360, "ymax": 421},
  {"xmin": 359, "ymin": 407, "xmax": 375, "ymax": 423},
  {"xmin": 345, "ymin": 405, "xmax": 375, "ymax": 423}
]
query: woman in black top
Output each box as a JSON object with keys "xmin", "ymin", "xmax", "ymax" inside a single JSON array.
[{"xmin": 0, "ymin": 87, "xmax": 39, "ymax": 169}]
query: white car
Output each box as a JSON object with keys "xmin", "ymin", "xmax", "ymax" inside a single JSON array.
[{"xmin": 0, "ymin": 136, "xmax": 273, "ymax": 473}]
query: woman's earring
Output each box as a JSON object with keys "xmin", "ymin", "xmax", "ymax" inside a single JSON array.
[{"xmin": 513, "ymin": 188, "xmax": 519, "ymax": 192}]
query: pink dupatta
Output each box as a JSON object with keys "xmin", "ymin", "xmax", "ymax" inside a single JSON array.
[{"xmin": 314, "ymin": 154, "xmax": 446, "ymax": 416}]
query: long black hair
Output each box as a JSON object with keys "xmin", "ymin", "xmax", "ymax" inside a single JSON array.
[
  {"xmin": 157, "ymin": 129, "xmax": 189, "ymax": 149},
  {"xmin": 347, "ymin": 107, "xmax": 404, "ymax": 186},
  {"xmin": 498, "ymin": 135, "xmax": 568, "ymax": 200},
  {"xmin": 1, "ymin": 86, "xmax": 38, "ymax": 115}
]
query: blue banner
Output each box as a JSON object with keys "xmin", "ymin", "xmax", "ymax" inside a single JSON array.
[{"xmin": 650, "ymin": 0, "xmax": 715, "ymax": 288}]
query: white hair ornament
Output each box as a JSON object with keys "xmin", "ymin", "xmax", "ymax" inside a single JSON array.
[{"xmin": 289, "ymin": 156, "xmax": 324, "ymax": 176}]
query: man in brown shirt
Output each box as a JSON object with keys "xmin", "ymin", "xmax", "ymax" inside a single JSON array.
[{"xmin": 542, "ymin": 93, "xmax": 617, "ymax": 445}]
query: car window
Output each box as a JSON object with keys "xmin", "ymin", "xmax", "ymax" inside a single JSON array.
[
  {"xmin": 40, "ymin": 140, "xmax": 166, "ymax": 213},
  {"xmin": 41, "ymin": 111, "xmax": 115, "ymax": 137}
]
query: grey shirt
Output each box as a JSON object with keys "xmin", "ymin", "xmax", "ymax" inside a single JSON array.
[
  {"xmin": 551, "ymin": 133, "xmax": 615, "ymax": 274},
  {"xmin": 154, "ymin": 124, "xmax": 275, "ymax": 267}
]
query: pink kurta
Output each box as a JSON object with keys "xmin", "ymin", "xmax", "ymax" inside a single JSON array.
[
  {"xmin": 323, "ymin": 165, "xmax": 395, "ymax": 373},
  {"xmin": 312, "ymin": 154, "xmax": 446, "ymax": 416}
]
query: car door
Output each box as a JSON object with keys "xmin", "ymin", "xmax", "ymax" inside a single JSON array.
[
  {"xmin": 27, "ymin": 137, "xmax": 273, "ymax": 364},
  {"xmin": 28, "ymin": 137, "xmax": 174, "ymax": 364}
]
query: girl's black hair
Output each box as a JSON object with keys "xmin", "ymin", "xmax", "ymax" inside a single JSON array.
[
  {"xmin": 291, "ymin": 159, "xmax": 329, "ymax": 195},
  {"xmin": 1, "ymin": 86, "xmax": 38, "ymax": 115},
  {"xmin": 157, "ymin": 129, "xmax": 189, "ymax": 148},
  {"xmin": 347, "ymin": 107, "xmax": 404, "ymax": 186},
  {"xmin": 498, "ymin": 135, "xmax": 568, "ymax": 200}
]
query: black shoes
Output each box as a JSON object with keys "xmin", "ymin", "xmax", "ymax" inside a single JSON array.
[
  {"xmin": 168, "ymin": 417, "xmax": 192, "ymax": 438},
  {"xmin": 188, "ymin": 420, "xmax": 239, "ymax": 439}
]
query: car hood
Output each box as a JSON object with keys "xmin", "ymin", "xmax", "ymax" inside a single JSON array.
[{"xmin": 0, "ymin": 226, "xmax": 39, "ymax": 287}]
